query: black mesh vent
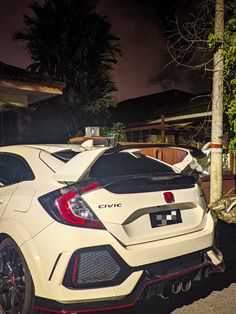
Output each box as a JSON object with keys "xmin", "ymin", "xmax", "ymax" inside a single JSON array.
[
  {"xmin": 63, "ymin": 246, "xmax": 131, "ymax": 289},
  {"xmin": 77, "ymin": 250, "xmax": 121, "ymax": 284}
]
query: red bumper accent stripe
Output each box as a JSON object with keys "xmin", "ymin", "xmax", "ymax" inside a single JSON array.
[{"xmin": 33, "ymin": 262, "xmax": 211, "ymax": 313}]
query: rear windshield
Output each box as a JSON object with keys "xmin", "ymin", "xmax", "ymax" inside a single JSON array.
[
  {"xmin": 89, "ymin": 152, "xmax": 175, "ymax": 178},
  {"xmin": 52, "ymin": 150, "xmax": 79, "ymax": 162}
]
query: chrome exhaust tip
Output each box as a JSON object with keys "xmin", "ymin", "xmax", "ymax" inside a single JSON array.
[
  {"xmin": 181, "ymin": 276, "xmax": 192, "ymax": 292},
  {"xmin": 157, "ymin": 282, "xmax": 172, "ymax": 299},
  {"xmin": 171, "ymin": 281, "xmax": 182, "ymax": 294}
]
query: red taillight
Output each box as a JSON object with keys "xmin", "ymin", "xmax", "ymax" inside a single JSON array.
[
  {"xmin": 80, "ymin": 181, "xmax": 99, "ymax": 193},
  {"xmin": 163, "ymin": 191, "xmax": 175, "ymax": 203},
  {"xmin": 54, "ymin": 190, "xmax": 104, "ymax": 229}
]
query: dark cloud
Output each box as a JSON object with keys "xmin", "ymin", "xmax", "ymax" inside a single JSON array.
[{"xmin": 152, "ymin": 66, "xmax": 211, "ymax": 94}]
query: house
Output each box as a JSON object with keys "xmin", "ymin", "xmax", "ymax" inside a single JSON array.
[
  {"xmin": 0, "ymin": 61, "xmax": 63, "ymax": 144},
  {"xmin": 28, "ymin": 89, "xmax": 213, "ymax": 145},
  {"xmin": 110, "ymin": 89, "xmax": 212, "ymax": 146},
  {"xmin": 29, "ymin": 95, "xmax": 73, "ymax": 143},
  {"xmin": 0, "ymin": 64, "xmax": 212, "ymax": 147}
]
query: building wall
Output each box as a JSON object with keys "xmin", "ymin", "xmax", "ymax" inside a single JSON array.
[{"xmin": 0, "ymin": 110, "xmax": 17, "ymax": 145}]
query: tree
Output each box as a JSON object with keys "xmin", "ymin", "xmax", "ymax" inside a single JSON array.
[
  {"xmin": 100, "ymin": 122, "xmax": 127, "ymax": 142},
  {"xmin": 210, "ymin": 0, "xmax": 224, "ymax": 203},
  {"xmin": 222, "ymin": 18, "xmax": 236, "ymax": 150},
  {"xmin": 167, "ymin": 0, "xmax": 215, "ymax": 72},
  {"xmin": 14, "ymin": 0, "xmax": 121, "ymax": 134},
  {"xmin": 166, "ymin": 0, "xmax": 236, "ymax": 202},
  {"xmin": 166, "ymin": 0, "xmax": 235, "ymax": 137},
  {"xmin": 166, "ymin": 1, "xmax": 235, "ymax": 67}
]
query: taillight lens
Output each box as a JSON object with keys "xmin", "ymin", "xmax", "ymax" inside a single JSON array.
[
  {"xmin": 80, "ymin": 181, "xmax": 99, "ymax": 193},
  {"xmin": 39, "ymin": 188, "xmax": 105, "ymax": 229}
]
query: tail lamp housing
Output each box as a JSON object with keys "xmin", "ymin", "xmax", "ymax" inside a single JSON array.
[{"xmin": 38, "ymin": 185, "xmax": 104, "ymax": 229}]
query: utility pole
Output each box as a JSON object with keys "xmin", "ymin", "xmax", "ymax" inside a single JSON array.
[{"xmin": 210, "ymin": 0, "xmax": 224, "ymax": 203}]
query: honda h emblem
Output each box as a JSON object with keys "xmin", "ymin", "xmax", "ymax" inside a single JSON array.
[{"xmin": 163, "ymin": 192, "xmax": 175, "ymax": 203}]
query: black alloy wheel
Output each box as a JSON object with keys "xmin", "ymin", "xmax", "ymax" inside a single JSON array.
[{"xmin": 0, "ymin": 238, "xmax": 34, "ymax": 314}]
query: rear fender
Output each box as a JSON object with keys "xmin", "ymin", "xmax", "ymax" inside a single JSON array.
[
  {"xmin": 0, "ymin": 218, "xmax": 31, "ymax": 246},
  {"xmin": 0, "ymin": 218, "xmax": 44, "ymax": 293}
]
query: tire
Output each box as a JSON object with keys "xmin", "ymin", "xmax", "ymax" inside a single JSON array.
[{"xmin": 0, "ymin": 237, "xmax": 35, "ymax": 314}]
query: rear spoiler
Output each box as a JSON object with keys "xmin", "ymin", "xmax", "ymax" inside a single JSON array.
[{"xmin": 53, "ymin": 147, "xmax": 107, "ymax": 183}]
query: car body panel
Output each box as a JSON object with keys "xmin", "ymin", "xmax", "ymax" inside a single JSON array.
[
  {"xmin": 6, "ymin": 181, "xmax": 36, "ymax": 213},
  {"xmin": 0, "ymin": 217, "xmax": 32, "ymax": 247},
  {"xmin": 0, "ymin": 144, "xmax": 223, "ymax": 312},
  {"xmin": 0, "ymin": 184, "xmax": 18, "ymax": 217},
  {"xmin": 82, "ymin": 186, "xmax": 207, "ymax": 245},
  {"xmin": 19, "ymin": 214, "xmax": 215, "ymax": 302}
]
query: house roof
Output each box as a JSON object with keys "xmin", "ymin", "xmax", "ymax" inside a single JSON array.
[
  {"xmin": 0, "ymin": 61, "xmax": 63, "ymax": 110},
  {"xmin": 0, "ymin": 61, "xmax": 62, "ymax": 89},
  {"xmin": 111, "ymin": 89, "xmax": 211, "ymax": 126}
]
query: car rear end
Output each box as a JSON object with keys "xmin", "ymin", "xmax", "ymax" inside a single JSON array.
[{"xmin": 32, "ymin": 145, "xmax": 223, "ymax": 313}]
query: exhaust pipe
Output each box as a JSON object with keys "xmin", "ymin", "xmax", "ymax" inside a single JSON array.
[
  {"xmin": 157, "ymin": 282, "xmax": 172, "ymax": 299},
  {"xmin": 157, "ymin": 276, "xmax": 192, "ymax": 299},
  {"xmin": 171, "ymin": 281, "xmax": 182, "ymax": 294},
  {"xmin": 181, "ymin": 276, "xmax": 192, "ymax": 292}
]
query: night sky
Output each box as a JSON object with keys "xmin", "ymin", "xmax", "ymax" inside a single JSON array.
[{"xmin": 0, "ymin": 0, "xmax": 210, "ymax": 101}]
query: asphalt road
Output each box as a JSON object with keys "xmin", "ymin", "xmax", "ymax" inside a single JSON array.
[{"xmin": 96, "ymin": 222, "xmax": 236, "ymax": 314}]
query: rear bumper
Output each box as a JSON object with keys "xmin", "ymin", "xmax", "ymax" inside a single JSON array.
[{"xmin": 33, "ymin": 247, "xmax": 224, "ymax": 313}]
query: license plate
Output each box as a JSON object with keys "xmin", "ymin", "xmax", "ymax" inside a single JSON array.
[{"xmin": 150, "ymin": 209, "xmax": 182, "ymax": 228}]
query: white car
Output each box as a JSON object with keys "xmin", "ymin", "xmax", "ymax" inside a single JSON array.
[{"xmin": 0, "ymin": 143, "xmax": 224, "ymax": 313}]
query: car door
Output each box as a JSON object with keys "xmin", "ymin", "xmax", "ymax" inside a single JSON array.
[{"xmin": 0, "ymin": 153, "xmax": 34, "ymax": 217}]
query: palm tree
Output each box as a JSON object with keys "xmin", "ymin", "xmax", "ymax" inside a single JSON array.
[{"xmin": 14, "ymin": 0, "xmax": 121, "ymax": 132}]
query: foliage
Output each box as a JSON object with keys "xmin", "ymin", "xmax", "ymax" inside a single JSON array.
[
  {"xmin": 110, "ymin": 122, "xmax": 127, "ymax": 141},
  {"xmin": 166, "ymin": 0, "xmax": 215, "ymax": 71},
  {"xmin": 100, "ymin": 122, "xmax": 127, "ymax": 142},
  {"xmin": 13, "ymin": 0, "xmax": 121, "ymax": 132},
  {"xmin": 209, "ymin": 18, "xmax": 236, "ymax": 150},
  {"xmin": 167, "ymin": 0, "xmax": 236, "ymax": 148},
  {"xmin": 223, "ymin": 19, "xmax": 236, "ymax": 150}
]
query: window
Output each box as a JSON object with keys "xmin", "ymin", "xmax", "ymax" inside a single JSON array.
[
  {"xmin": 89, "ymin": 152, "xmax": 175, "ymax": 179},
  {"xmin": 0, "ymin": 154, "xmax": 35, "ymax": 186},
  {"xmin": 52, "ymin": 150, "xmax": 79, "ymax": 162}
]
